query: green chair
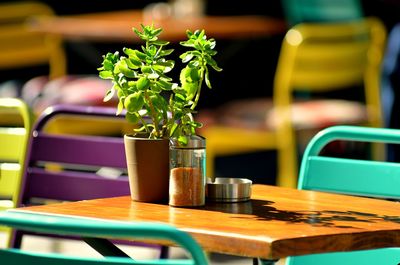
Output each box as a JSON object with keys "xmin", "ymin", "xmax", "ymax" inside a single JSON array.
[
  {"xmin": 286, "ymin": 125, "xmax": 400, "ymax": 265},
  {"xmin": 282, "ymin": 0, "xmax": 363, "ymax": 27},
  {"xmin": 0, "ymin": 98, "xmax": 33, "ymax": 246},
  {"xmin": 0, "ymin": 211, "xmax": 208, "ymax": 265}
]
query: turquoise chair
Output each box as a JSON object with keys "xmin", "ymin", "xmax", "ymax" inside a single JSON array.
[
  {"xmin": 0, "ymin": 211, "xmax": 208, "ymax": 265},
  {"xmin": 281, "ymin": 0, "xmax": 363, "ymax": 27},
  {"xmin": 286, "ymin": 125, "xmax": 400, "ymax": 265}
]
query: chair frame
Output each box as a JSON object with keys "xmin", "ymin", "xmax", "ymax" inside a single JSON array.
[
  {"xmin": 0, "ymin": 2, "xmax": 66, "ymax": 79},
  {"xmin": 204, "ymin": 17, "xmax": 386, "ymax": 188},
  {"xmin": 281, "ymin": 0, "xmax": 363, "ymax": 27},
  {"xmin": 10, "ymin": 105, "xmax": 165, "ymax": 257},
  {"xmin": 0, "ymin": 98, "xmax": 33, "ymax": 247},
  {"xmin": 286, "ymin": 125, "xmax": 400, "ymax": 265},
  {"xmin": 298, "ymin": 125, "xmax": 400, "ymax": 198},
  {"xmin": 0, "ymin": 211, "xmax": 208, "ymax": 265}
]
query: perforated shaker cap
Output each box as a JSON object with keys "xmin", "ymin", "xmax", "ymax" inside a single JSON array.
[{"xmin": 169, "ymin": 135, "xmax": 206, "ymax": 148}]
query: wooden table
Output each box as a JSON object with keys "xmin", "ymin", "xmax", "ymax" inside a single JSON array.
[
  {"xmin": 10, "ymin": 184, "xmax": 400, "ymax": 263},
  {"xmin": 27, "ymin": 10, "xmax": 287, "ymax": 43}
]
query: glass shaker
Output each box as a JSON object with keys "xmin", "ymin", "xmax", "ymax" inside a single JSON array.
[{"xmin": 169, "ymin": 135, "xmax": 206, "ymax": 207}]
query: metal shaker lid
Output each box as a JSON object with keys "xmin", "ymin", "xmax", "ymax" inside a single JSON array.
[{"xmin": 170, "ymin": 135, "xmax": 206, "ymax": 148}]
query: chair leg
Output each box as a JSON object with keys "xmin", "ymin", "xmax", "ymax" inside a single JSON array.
[
  {"xmin": 83, "ymin": 237, "xmax": 131, "ymax": 257},
  {"xmin": 254, "ymin": 258, "xmax": 279, "ymax": 265},
  {"xmin": 206, "ymin": 146, "xmax": 216, "ymax": 179},
  {"xmin": 9, "ymin": 229, "xmax": 22, "ymax": 248},
  {"xmin": 159, "ymin": 246, "xmax": 169, "ymax": 259},
  {"xmin": 276, "ymin": 136, "xmax": 298, "ymax": 188}
]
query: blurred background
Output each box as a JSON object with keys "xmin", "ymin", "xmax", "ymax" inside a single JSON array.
[
  {"xmin": 1, "ymin": 1, "xmax": 400, "ymax": 263},
  {"xmin": 1, "ymin": 0, "xmax": 400, "ymax": 185}
]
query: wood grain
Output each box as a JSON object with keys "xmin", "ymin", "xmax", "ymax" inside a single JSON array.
[
  {"xmin": 27, "ymin": 10, "xmax": 286, "ymax": 43},
  {"xmin": 12, "ymin": 184, "xmax": 400, "ymax": 259}
]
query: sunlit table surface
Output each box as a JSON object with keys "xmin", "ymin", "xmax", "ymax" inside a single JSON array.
[{"xmin": 11, "ymin": 184, "xmax": 400, "ymax": 263}]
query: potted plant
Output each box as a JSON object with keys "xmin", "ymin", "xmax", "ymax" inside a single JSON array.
[{"xmin": 98, "ymin": 24, "xmax": 222, "ymax": 204}]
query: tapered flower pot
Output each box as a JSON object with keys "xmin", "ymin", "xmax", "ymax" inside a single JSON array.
[{"xmin": 124, "ymin": 135, "xmax": 169, "ymax": 202}]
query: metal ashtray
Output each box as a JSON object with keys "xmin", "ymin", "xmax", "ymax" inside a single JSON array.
[{"xmin": 206, "ymin": 177, "xmax": 252, "ymax": 203}]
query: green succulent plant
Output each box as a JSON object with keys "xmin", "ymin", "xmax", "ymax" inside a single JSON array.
[{"xmin": 98, "ymin": 24, "xmax": 222, "ymax": 145}]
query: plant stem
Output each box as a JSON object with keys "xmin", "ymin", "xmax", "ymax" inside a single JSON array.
[
  {"xmin": 144, "ymin": 90, "xmax": 161, "ymax": 138},
  {"xmin": 138, "ymin": 115, "xmax": 151, "ymax": 135},
  {"xmin": 190, "ymin": 67, "xmax": 205, "ymax": 110}
]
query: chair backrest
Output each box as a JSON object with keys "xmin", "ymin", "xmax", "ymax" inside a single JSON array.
[
  {"xmin": 18, "ymin": 104, "xmax": 134, "ymax": 205},
  {"xmin": 286, "ymin": 125, "xmax": 400, "ymax": 264},
  {"xmin": 298, "ymin": 125, "xmax": 400, "ymax": 198},
  {"xmin": 10, "ymin": 104, "xmax": 137, "ymax": 247},
  {"xmin": 272, "ymin": 17, "xmax": 386, "ymax": 175},
  {"xmin": 0, "ymin": 211, "xmax": 208, "ymax": 265},
  {"xmin": 282, "ymin": 0, "xmax": 363, "ymax": 27},
  {"xmin": 274, "ymin": 17, "xmax": 385, "ymax": 129},
  {"xmin": 0, "ymin": 1, "xmax": 66, "ymax": 79},
  {"xmin": 0, "ymin": 98, "xmax": 33, "ymax": 208}
]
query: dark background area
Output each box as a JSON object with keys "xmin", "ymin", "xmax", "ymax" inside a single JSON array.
[
  {"xmin": 6, "ymin": 0, "xmax": 400, "ymax": 108},
  {"xmin": 4, "ymin": 0, "xmax": 400, "ymax": 184},
  {"xmin": 8, "ymin": 0, "xmax": 399, "ymax": 109}
]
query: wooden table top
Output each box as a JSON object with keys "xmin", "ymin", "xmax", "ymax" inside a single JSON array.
[
  {"xmin": 27, "ymin": 10, "xmax": 287, "ymax": 43},
  {"xmin": 11, "ymin": 184, "xmax": 400, "ymax": 260}
]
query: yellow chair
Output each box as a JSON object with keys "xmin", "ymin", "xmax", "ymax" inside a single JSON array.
[
  {"xmin": 0, "ymin": 98, "xmax": 33, "ymax": 246},
  {"xmin": 201, "ymin": 17, "xmax": 386, "ymax": 188},
  {"xmin": 0, "ymin": 1, "xmax": 66, "ymax": 80}
]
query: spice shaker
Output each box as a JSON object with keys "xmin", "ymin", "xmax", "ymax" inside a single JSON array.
[{"xmin": 169, "ymin": 135, "xmax": 206, "ymax": 207}]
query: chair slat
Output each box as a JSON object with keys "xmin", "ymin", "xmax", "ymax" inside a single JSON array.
[
  {"xmin": 0, "ymin": 163, "xmax": 19, "ymax": 197},
  {"xmin": 0, "ymin": 128, "xmax": 26, "ymax": 161},
  {"xmin": 303, "ymin": 156, "xmax": 400, "ymax": 199},
  {"xmin": 292, "ymin": 67, "xmax": 364, "ymax": 90},
  {"xmin": 25, "ymin": 168, "xmax": 130, "ymax": 202},
  {"xmin": 30, "ymin": 134, "xmax": 127, "ymax": 168}
]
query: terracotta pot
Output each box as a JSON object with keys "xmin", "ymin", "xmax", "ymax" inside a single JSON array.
[{"xmin": 124, "ymin": 135, "xmax": 169, "ymax": 202}]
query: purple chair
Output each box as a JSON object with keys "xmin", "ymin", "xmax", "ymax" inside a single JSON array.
[{"xmin": 10, "ymin": 104, "xmax": 167, "ymax": 257}]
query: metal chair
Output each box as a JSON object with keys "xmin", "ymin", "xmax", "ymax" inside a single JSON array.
[
  {"xmin": 286, "ymin": 125, "xmax": 400, "ymax": 265},
  {"xmin": 201, "ymin": 17, "xmax": 386, "ymax": 188},
  {"xmin": 382, "ymin": 22, "xmax": 400, "ymax": 161},
  {"xmin": 0, "ymin": 1, "xmax": 66, "ymax": 80},
  {"xmin": 0, "ymin": 98, "xmax": 33, "ymax": 246},
  {"xmin": 10, "ymin": 104, "xmax": 166, "ymax": 258},
  {"xmin": 281, "ymin": 0, "xmax": 363, "ymax": 27},
  {"xmin": 0, "ymin": 211, "xmax": 208, "ymax": 265}
]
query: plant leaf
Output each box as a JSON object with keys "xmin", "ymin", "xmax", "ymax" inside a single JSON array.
[
  {"xmin": 103, "ymin": 88, "xmax": 115, "ymax": 102},
  {"xmin": 116, "ymin": 99, "xmax": 124, "ymax": 115},
  {"xmin": 126, "ymin": 112, "xmax": 140, "ymax": 124},
  {"xmin": 99, "ymin": 70, "xmax": 113, "ymax": 79},
  {"xmin": 137, "ymin": 77, "xmax": 150, "ymax": 90},
  {"xmin": 124, "ymin": 92, "xmax": 144, "ymax": 112}
]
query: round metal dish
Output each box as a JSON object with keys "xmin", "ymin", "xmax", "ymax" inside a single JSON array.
[{"xmin": 206, "ymin": 177, "xmax": 252, "ymax": 202}]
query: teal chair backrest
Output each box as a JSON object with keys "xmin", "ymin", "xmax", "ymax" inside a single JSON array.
[
  {"xmin": 286, "ymin": 125, "xmax": 400, "ymax": 265},
  {"xmin": 0, "ymin": 211, "xmax": 208, "ymax": 265},
  {"xmin": 282, "ymin": 0, "xmax": 363, "ymax": 27}
]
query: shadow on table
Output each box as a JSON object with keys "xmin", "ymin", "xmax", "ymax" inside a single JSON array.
[{"xmin": 204, "ymin": 199, "xmax": 400, "ymax": 228}]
